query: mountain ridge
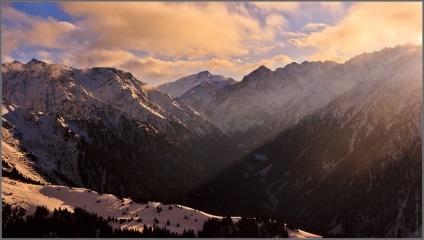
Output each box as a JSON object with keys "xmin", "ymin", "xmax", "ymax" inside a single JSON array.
[
  {"xmin": 179, "ymin": 44, "xmax": 422, "ymax": 237},
  {"xmin": 156, "ymin": 70, "xmax": 236, "ymax": 98},
  {"xmin": 2, "ymin": 60, "xmax": 238, "ymax": 203},
  {"xmin": 2, "ymin": 43, "xmax": 421, "ymax": 237}
]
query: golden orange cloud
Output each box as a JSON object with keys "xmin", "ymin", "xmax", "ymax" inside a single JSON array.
[
  {"xmin": 59, "ymin": 2, "xmax": 281, "ymax": 59},
  {"xmin": 290, "ymin": 2, "xmax": 422, "ymax": 62},
  {"xmin": 76, "ymin": 49, "xmax": 136, "ymax": 68},
  {"xmin": 115, "ymin": 53, "xmax": 292, "ymax": 86}
]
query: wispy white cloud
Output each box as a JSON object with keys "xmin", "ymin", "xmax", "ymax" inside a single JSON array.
[{"xmin": 302, "ymin": 22, "xmax": 329, "ymax": 31}]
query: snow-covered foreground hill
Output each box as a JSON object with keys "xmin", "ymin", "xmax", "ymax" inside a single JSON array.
[{"xmin": 1, "ymin": 177, "xmax": 320, "ymax": 238}]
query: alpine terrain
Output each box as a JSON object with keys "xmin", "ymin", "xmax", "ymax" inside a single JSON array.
[
  {"xmin": 2, "ymin": 59, "xmax": 315, "ymax": 238},
  {"xmin": 2, "ymin": 44, "xmax": 421, "ymax": 238},
  {"xmin": 2, "ymin": 59, "xmax": 238, "ymax": 203},
  {"xmin": 175, "ymin": 44, "xmax": 422, "ymax": 237}
]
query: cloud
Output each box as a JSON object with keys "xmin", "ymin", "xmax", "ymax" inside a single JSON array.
[
  {"xmin": 2, "ymin": 55, "xmax": 14, "ymax": 63},
  {"xmin": 117, "ymin": 54, "xmax": 292, "ymax": 86},
  {"xmin": 290, "ymin": 2, "xmax": 422, "ymax": 61},
  {"xmin": 251, "ymin": 54, "xmax": 293, "ymax": 70},
  {"xmin": 120, "ymin": 56, "xmax": 234, "ymax": 86},
  {"xmin": 59, "ymin": 2, "xmax": 281, "ymax": 59},
  {"xmin": 74, "ymin": 49, "xmax": 136, "ymax": 68},
  {"xmin": 2, "ymin": 2, "xmax": 294, "ymax": 82},
  {"xmin": 302, "ymin": 22, "xmax": 329, "ymax": 31},
  {"xmin": 318, "ymin": 2, "xmax": 345, "ymax": 15},
  {"xmin": 265, "ymin": 14, "xmax": 288, "ymax": 34},
  {"xmin": 36, "ymin": 50, "xmax": 53, "ymax": 63},
  {"xmin": 249, "ymin": 2, "xmax": 299, "ymax": 13},
  {"xmin": 282, "ymin": 32, "xmax": 308, "ymax": 37},
  {"xmin": 1, "ymin": 4, "xmax": 77, "ymax": 58},
  {"xmin": 4, "ymin": 2, "xmax": 418, "ymax": 86}
]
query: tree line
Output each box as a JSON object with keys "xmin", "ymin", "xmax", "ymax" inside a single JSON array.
[{"xmin": 3, "ymin": 202, "xmax": 289, "ymax": 238}]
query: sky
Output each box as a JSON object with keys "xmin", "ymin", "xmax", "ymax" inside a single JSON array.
[{"xmin": 2, "ymin": 2, "xmax": 422, "ymax": 86}]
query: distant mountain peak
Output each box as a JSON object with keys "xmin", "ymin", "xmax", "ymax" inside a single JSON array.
[
  {"xmin": 157, "ymin": 70, "xmax": 235, "ymax": 97},
  {"xmin": 197, "ymin": 70, "xmax": 211, "ymax": 77},
  {"xmin": 245, "ymin": 65, "xmax": 272, "ymax": 80},
  {"xmin": 257, "ymin": 65, "xmax": 270, "ymax": 72},
  {"xmin": 28, "ymin": 58, "xmax": 45, "ymax": 64}
]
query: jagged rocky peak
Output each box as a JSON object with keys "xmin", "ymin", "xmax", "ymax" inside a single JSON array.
[
  {"xmin": 156, "ymin": 70, "xmax": 235, "ymax": 97},
  {"xmin": 197, "ymin": 70, "xmax": 211, "ymax": 78},
  {"xmin": 241, "ymin": 65, "xmax": 272, "ymax": 83},
  {"xmin": 27, "ymin": 58, "xmax": 46, "ymax": 65},
  {"xmin": 2, "ymin": 60, "xmax": 219, "ymax": 139},
  {"xmin": 300, "ymin": 60, "xmax": 338, "ymax": 67},
  {"xmin": 255, "ymin": 65, "xmax": 271, "ymax": 73},
  {"xmin": 346, "ymin": 43, "xmax": 422, "ymax": 67},
  {"xmin": 275, "ymin": 62, "xmax": 298, "ymax": 72},
  {"xmin": 191, "ymin": 43, "xmax": 422, "ymax": 139},
  {"xmin": 2, "ymin": 60, "xmax": 25, "ymax": 73},
  {"xmin": 86, "ymin": 66, "xmax": 148, "ymax": 86}
]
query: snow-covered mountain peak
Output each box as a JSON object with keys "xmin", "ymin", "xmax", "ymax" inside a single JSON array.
[
  {"xmin": 2, "ymin": 61, "xmax": 226, "ymax": 140},
  {"xmin": 156, "ymin": 70, "xmax": 236, "ymax": 97}
]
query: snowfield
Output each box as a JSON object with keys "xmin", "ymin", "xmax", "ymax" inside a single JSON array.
[{"xmin": 1, "ymin": 177, "xmax": 321, "ymax": 238}]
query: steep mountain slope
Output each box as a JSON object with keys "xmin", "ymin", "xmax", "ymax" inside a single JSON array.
[
  {"xmin": 258, "ymin": 45, "xmax": 422, "ymax": 237},
  {"xmin": 1, "ymin": 60, "xmax": 237, "ymax": 203},
  {"xmin": 179, "ymin": 80, "xmax": 233, "ymax": 114},
  {"xmin": 194, "ymin": 44, "xmax": 422, "ymax": 150},
  {"xmin": 2, "ymin": 44, "xmax": 420, "ymax": 238},
  {"xmin": 2, "ymin": 109, "xmax": 50, "ymax": 185},
  {"xmin": 182, "ymin": 44, "xmax": 422, "ymax": 237},
  {"xmin": 156, "ymin": 71, "xmax": 236, "ymax": 98}
]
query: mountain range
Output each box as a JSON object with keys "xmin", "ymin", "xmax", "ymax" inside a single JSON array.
[
  {"xmin": 2, "ymin": 59, "xmax": 237, "ymax": 203},
  {"xmin": 2, "ymin": 44, "xmax": 422, "ymax": 237},
  {"xmin": 159, "ymin": 44, "xmax": 422, "ymax": 237}
]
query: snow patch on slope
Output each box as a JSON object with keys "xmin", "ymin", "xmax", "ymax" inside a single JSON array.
[{"xmin": 2, "ymin": 178, "xmax": 321, "ymax": 238}]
